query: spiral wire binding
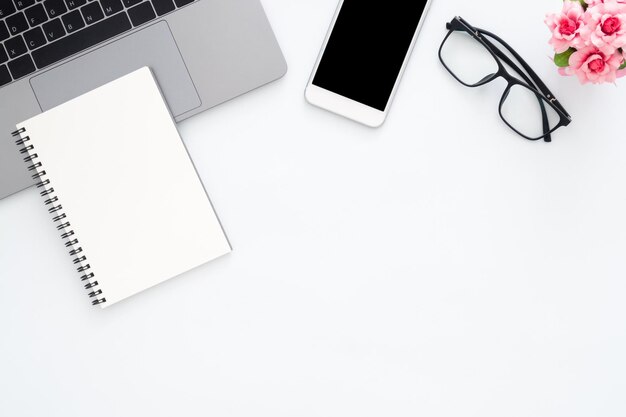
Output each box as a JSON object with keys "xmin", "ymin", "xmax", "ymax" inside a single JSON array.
[{"xmin": 11, "ymin": 128, "xmax": 106, "ymax": 306}]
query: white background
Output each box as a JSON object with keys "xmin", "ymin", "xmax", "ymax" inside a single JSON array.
[{"xmin": 2, "ymin": 0, "xmax": 625, "ymax": 416}]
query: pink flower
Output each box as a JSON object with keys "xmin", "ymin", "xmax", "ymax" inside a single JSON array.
[
  {"xmin": 580, "ymin": 0, "xmax": 626, "ymax": 54},
  {"xmin": 545, "ymin": 1, "xmax": 587, "ymax": 53},
  {"xmin": 566, "ymin": 45, "xmax": 623, "ymax": 83}
]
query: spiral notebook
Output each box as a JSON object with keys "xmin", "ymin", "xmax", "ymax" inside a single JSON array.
[{"xmin": 12, "ymin": 67, "xmax": 231, "ymax": 308}]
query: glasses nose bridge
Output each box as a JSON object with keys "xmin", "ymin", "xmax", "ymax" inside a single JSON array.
[
  {"xmin": 496, "ymin": 64, "xmax": 517, "ymax": 84},
  {"xmin": 499, "ymin": 82, "xmax": 512, "ymax": 110}
]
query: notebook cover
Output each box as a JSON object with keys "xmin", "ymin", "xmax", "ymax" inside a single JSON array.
[{"xmin": 15, "ymin": 67, "xmax": 231, "ymax": 308}]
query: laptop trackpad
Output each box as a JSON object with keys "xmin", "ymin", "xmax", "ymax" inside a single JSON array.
[{"xmin": 30, "ymin": 22, "xmax": 200, "ymax": 118}]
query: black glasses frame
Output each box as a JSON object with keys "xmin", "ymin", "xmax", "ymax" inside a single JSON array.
[{"xmin": 439, "ymin": 16, "xmax": 572, "ymax": 142}]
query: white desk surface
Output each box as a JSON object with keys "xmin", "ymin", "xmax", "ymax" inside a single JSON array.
[{"xmin": 1, "ymin": 1, "xmax": 625, "ymax": 416}]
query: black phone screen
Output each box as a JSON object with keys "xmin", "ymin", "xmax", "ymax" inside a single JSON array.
[{"xmin": 312, "ymin": 0, "xmax": 428, "ymax": 111}]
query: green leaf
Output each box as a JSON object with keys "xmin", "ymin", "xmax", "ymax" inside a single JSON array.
[
  {"xmin": 620, "ymin": 60, "xmax": 626, "ymax": 70},
  {"xmin": 554, "ymin": 48, "xmax": 576, "ymax": 68}
]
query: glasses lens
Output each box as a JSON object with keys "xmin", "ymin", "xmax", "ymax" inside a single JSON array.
[
  {"xmin": 440, "ymin": 30, "xmax": 500, "ymax": 86},
  {"xmin": 500, "ymin": 84, "xmax": 562, "ymax": 139}
]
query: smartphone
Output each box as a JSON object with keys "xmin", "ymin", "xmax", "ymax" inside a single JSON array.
[{"xmin": 305, "ymin": 0, "xmax": 432, "ymax": 127}]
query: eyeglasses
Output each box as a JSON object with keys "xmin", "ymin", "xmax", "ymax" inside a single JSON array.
[{"xmin": 439, "ymin": 16, "xmax": 571, "ymax": 142}]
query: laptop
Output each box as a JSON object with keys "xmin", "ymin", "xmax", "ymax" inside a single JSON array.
[{"xmin": 0, "ymin": 0, "xmax": 287, "ymax": 200}]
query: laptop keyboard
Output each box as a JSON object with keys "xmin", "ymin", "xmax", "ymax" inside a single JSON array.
[{"xmin": 0, "ymin": 0, "xmax": 195, "ymax": 87}]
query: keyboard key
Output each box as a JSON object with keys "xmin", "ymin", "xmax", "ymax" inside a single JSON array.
[
  {"xmin": 32, "ymin": 11, "xmax": 131, "ymax": 68},
  {"xmin": 42, "ymin": 17, "xmax": 65, "ymax": 41},
  {"xmin": 0, "ymin": 44, "xmax": 7, "ymax": 63},
  {"xmin": 5, "ymin": 35, "xmax": 27, "ymax": 58},
  {"xmin": 0, "ymin": 64, "xmax": 11, "ymax": 86},
  {"xmin": 25, "ymin": 3, "xmax": 48, "ymax": 27},
  {"xmin": 173, "ymin": 0, "xmax": 193, "ymax": 7},
  {"xmin": 44, "ymin": 0, "xmax": 67, "ymax": 18},
  {"xmin": 65, "ymin": 0, "xmax": 86, "ymax": 10},
  {"xmin": 127, "ymin": 2, "xmax": 155, "ymax": 26},
  {"xmin": 6, "ymin": 12, "xmax": 29, "ymax": 35},
  {"xmin": 80, "ymin": 2, "xmax": 103, "ymax": 24},
  {"xmin": 122, "ymin": 0, "xmax": 141, "ymax": 7},
  {"xmin": 14, "ymin": 0, "xmax": 36, "ymax": 10},
  {"xmin": 0, "ymin": 21, "xmax": 9, "ymax": 41},
  {"xmin": 8, "ymin": 53, "xmax": 36, "ymax": 79},
  {"xmin": 24, "ymin": 26, "xmax": 46, "ymax": 49},
  {"xmin": 100, "ymin": 0, "xmax": 121, "ymax": 16},
  {"xmin": 152, "ymin": 0, "xmax": 174, "ymax": 16},
  {"xmin": 61, "ymin": 9, "xmax": 84, "ymax": 32},
  {"xmin": 0, "ymin": 2, "xmax": 16, "ymax": 18}
]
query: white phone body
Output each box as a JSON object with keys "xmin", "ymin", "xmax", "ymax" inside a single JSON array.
[{"xmin": 305, "ymin": 0, "xmax": 433, "ymax": 128}]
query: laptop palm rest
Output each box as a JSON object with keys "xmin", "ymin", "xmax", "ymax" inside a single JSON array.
[{"xmin": 30, "ymin": 21, "xmax": 201, "ymax": 118}]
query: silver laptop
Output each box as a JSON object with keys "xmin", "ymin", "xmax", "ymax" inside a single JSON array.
[{"xmin": 0, "ymin": 0, "xmax": 287, "ymax": 200}]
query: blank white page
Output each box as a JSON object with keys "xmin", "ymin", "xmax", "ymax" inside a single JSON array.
[{"xmin": 16, "ymin": 67, "xmax": 231, "ymax": 308}]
